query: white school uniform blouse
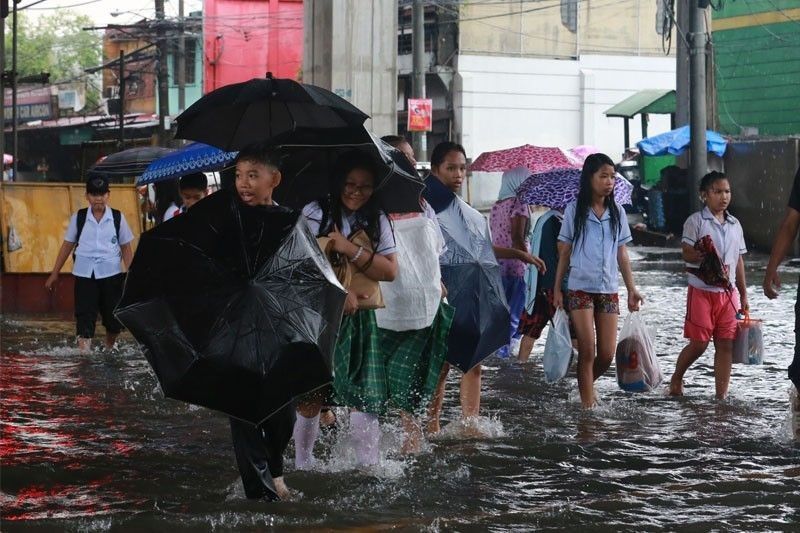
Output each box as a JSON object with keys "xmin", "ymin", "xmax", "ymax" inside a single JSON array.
[
  {"xmin": 64, "ymin": 207, "xmax": 134, "ymax": 279},
  {"xmin": 682, "ymin": 206, "xmax": 747, "ymax": 292},
  {"xmin": 302, "ymin": 201, "xmax": 397, "ymax": 256}
]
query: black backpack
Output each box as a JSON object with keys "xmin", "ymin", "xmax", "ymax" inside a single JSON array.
[{"xmin": 73, "ymin": 208, "xmax": 122, "ymax": 258}]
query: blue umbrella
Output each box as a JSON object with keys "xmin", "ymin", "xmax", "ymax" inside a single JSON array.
[
  {"xmin": 637, "ymin": 126, "xmax": 727, "ymax": 158},
  {"xmin": 138, "ymin": 142, "xmax": 238, "ymax": 185}
]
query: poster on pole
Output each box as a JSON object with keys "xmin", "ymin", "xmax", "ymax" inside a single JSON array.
[{"xmin": 407, "ymin": 98, "xmax": 433, "ymax": 132}]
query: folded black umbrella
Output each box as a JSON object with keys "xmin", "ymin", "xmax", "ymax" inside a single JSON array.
[
  {"xmin": 423, "ymin": 176, "xmax": 510, "ymax": 372},
  {"xmin": 175, "ymin": 75, "xmax": 370, "ymax": 151},
  {"xmin": 115, "ymin": 189, "xmax": 347, "ymax": 425},
  {"xmin": 87, "ymin": 146, "xmax": 174, "ymax": 180},
  {"xmin": 274, "ymin": 133, "xmax": 425, "ymax": 214}
]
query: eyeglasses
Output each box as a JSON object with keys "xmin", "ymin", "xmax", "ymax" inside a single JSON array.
[{"xmin": 343, "ymin": 182, "xmax": 374, "ymax": 195}]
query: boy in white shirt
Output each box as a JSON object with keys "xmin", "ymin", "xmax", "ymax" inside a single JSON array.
[{"xmin": 46, "ymin": 177, "xmax": 135, "ymax": 353}]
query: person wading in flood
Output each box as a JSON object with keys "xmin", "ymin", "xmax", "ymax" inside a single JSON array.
[
  {"xmin": 424, "ymin": 141, "xmax": 544, "ymax": 434},
  {"xmin": 763, "ymin": 165, "xmax": 800, "ymax": 406},
  {"xmin": 553, "ymin": 153, "xmax": 643, "ymax": 408},
  {"xmin": 669, "ymin": 171, "xmax": 748, "ymax": 400},
  {"xmin": 45, "ymin": 177, "xmax": 134, "ymax": 354}
]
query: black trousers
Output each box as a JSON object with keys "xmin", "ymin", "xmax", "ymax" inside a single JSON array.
[
  {"xmin": 789, "ymin": 283, "xmax": 800, "ymax": 389},
  {"xmin": 74, "ymin": 273, "xmax": 125, "ymax": 338},
  {"xmin": 229, "ymin": 404, "xmax": 296, "ymax": 500}
]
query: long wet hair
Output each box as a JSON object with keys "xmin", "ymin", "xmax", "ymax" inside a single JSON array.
[
  {"xmin": 317, "ymin": 150, "xmax": 386, "ymax": 250},
  {"xmin": 572, "ymin": 153, "xmax": 620, "ymax": 248},
  {"xmin": 154, "ymin": 180, "xmax": 182, "ymax": 224}
]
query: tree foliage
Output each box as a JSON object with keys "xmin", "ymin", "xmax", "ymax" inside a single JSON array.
[{"xmin": 4, "ymin": 10, "xmax": 102, "ymax": 109}]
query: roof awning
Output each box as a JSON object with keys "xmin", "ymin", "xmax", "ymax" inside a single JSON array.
[{"xmin": 604, "ymin": 89, "xmax": 676, "ymax": 119}]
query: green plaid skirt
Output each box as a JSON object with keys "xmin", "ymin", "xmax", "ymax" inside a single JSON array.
[{"xmin": 333, "ymin": 303, "xmax": 454, "ymax": 415}]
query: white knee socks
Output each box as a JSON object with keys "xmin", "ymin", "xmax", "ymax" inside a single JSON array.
[
  {"xmin": 349, "ymin": 411, "xmax": 380, "ymax": 466},
  {"xmin": 292, "ymin": 413, "xmax": 320, "ymax": 470}
]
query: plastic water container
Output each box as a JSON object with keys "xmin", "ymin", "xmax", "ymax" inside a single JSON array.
[{"xmin": 732, "ymin": 313, "xmax": 763, "ymax": 365}]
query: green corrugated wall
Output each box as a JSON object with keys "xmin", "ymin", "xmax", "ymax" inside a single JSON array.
[{"xmin": 712, "ymin": 0, "xmax": 800, "ymax": 136}]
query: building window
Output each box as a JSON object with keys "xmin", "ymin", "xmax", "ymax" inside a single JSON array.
[{"xmin": 172, "ymin": 38, "xmax": 197, "ymax": 86}]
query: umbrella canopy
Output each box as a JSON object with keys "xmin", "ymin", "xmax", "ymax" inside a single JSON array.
[
  {"xmin": 175, "ymin": 75, "xmax": 371, "ymax": 151},
  {"xmin": 469, "ymin": 144, "xmax": 579, "ymax": 174},
  {"xmin": 115, "ymin": 189, "xmax": 347, "ymax": 425},
  {"xmin": 637, "ymin": 126, "xmax": 727, "ymax": 158},
  {"xmin": 423, "ymin": 175, "xmax": 510, "ymax": 372},
  {"xmin": 138, "ymin": 142, "xmax": 238, "ymax": 185},
  {"xmin": 87, "ymin": 146, "xmax": 174, "ymax": 180},
  {"xmin": 516, "ymin": 168, "xmax": 633, "ymax": 211},
  {"xmin": 274, "ymin": 133, "xmax": 425, "ymax": 214}
]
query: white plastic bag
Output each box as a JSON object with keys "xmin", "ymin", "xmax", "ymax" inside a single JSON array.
[
  {"xmin": 615, "ymin": 312, "xmax": 663, "ymax": 392},
  {"xmin": 543, "ymin": 308, "xmax": 573, "ymax": 383}
]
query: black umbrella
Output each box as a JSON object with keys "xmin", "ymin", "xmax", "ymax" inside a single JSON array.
[
  {"xmin": 115, "ymin": 189, "xmax": 347, "ymax": 425},
  {"xmin": 274, "ymin": 133, "xmax": 425, "ymax": 214},
  {"xmin": 87, "ymin": 146, "xmax": 174, "ymax": 180},
  {"xmin": 175, "ymin": 75, "xmax": 371, "ymax": 151},
  {"xmin": 423, "ymin": 175, "xmax": 510, "ymax": 372}
]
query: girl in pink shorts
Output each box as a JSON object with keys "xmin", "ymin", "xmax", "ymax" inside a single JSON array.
[{"xmin": 669, "ymin": 171, "xmax": 748, "ymax": 399}]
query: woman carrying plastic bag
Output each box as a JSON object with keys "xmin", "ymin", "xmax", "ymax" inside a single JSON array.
[{"xmin": 615, "ymin": 312, "xmax": 663, "ymax": 392}]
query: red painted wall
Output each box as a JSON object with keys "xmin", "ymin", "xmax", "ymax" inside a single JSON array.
[{"xmin": 203, "ymin": 0, "xmax": 304, "ymax": 92}]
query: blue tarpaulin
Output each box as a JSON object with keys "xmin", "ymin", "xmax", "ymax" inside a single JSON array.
[{"xmin": 637, "ymin": 126, "xmax": 727, "ymax": 158}]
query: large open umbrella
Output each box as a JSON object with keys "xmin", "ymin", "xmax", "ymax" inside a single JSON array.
[
  {"xmin": 516, "ymin": 168, "xmax": 633, "ymax": 211},
  {"xmin": 138, "ymin": 142, "xmax": 238, "ymax": 185},
  {"xmin": 275, "ymin": 133, "xmax": 425, "ymax": 213},
  {"xmin": 637, "ymin": 126, "xmax": 727, "ymax": 158},
  {"xmin": 423, "ymin": 175, "xmax": 509, "ymax": 372},
  {"xmin": 87, "ymin": 146, "xmax": 174, "ymax": 180},
  {"xmin": 115, "ymin": 189, "xmax": 347, "ymax": 425},
  {"xmin": 175, "ymin": 75, "xmax": 371, "ymax": 151},
  {"xmin": 469, "ymin": 144, "xmax": 579, "ymax": 174}
]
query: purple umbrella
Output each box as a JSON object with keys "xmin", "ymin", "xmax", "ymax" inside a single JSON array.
[{"xmin": 516, "ymin": 168, "xmax": 633, "ymax": 210}]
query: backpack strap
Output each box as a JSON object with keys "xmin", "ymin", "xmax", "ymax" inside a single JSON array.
[
  {"xmin": 73, "ymin": 208, "xmax": 88, "ymax": 259},
  {"xmin": 112, "ymin": 208, "xmax": 121, "ymax": 240}
]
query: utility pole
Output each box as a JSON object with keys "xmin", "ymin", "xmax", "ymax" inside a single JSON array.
[
  {"xmin": 11, "ymin": 0, "xmax": 18, "ymax": 179},
  {"xmin": 675, "ymin": 0, "xmax": 690, "ymax": 127},
  {"xmin": 155, "ymin": 0, "xmax": 169, "ymax": 145},
  {"xmin": 411, "ymin": 0, "xmax": 426, "ymax": 161},
  {"xmin": 177, "ymin": 0, "xmax": 186, "ymax": 113},
  {"xmin": 689, "ymin": 1, "xmax": 708, "ymax": 211},
  {"xmin": 118, "ymin": 50, "xmax": 125, "ymax": 149}
]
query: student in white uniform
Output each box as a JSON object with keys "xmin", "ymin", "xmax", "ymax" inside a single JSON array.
[{"xmin": 46, "ymin": 177, "xmax": 135, "ymax": 353}]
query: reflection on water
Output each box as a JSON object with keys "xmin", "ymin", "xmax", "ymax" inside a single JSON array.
[{"xmin": 2, "ymin": 248, "xmax": 800, "ymax": 530}]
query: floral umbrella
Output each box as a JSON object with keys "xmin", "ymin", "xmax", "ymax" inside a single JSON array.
[
  {"xmin": 469, "ymin": 144, "xmax": 579, "ymax": 174},
  {"xmin": 516, "ymin": 168, "xmax": 633, "ymax": 211}
]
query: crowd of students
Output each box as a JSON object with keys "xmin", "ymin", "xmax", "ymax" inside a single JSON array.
[{"xmin": 47, "ymin": 136, "xmax": 800, "ymax": 502}]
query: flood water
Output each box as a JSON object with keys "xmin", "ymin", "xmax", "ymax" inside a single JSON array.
[{"xmin": 2, "ymin": 247, "xmax": 799, "ymax": 531}]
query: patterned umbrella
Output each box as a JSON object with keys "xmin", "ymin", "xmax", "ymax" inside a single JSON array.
[
  {"xmin": 469, "ymin": 144, "xmax": 579, "ymax": 174},
  {"xmin": 516, "ymin": 168, "xmax": 633, "ymax": 210},
  {"xmin": 138, "ymin": 142, "xmax": 238, "ymax": 185}
]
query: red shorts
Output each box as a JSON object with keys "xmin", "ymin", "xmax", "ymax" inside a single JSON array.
[{"xmin": 683, "ymin": 286, "xmax": 740, "ymax": 341}]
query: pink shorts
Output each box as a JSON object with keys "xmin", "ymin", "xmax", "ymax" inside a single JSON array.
[{"xmin": 683, "ymin": 286, "xmax": 740, "ymax": 342}]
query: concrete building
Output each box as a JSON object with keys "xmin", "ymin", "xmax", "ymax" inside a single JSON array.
[
  {"xmin": 396, "ymin": 0, "xmax": 678, "ymax": 205},
  {"xmin": 203, "ymin": 0, "xmax": 304, "ymax": 91},
  {"xmin": 304, "ymin": 0, "xmax": 398, "ymax": 136}
]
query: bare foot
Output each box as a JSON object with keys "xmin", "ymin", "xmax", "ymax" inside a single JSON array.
[
  {"xmin": 319, "ymin": 408, "xmax": 336, "ymax": 429},
  {"xmin": 669, "ymin": 376, "xmax": 684, "ymax": 396},
  {"xmin": 77, "ymin": 337, "xmax": 91, "ymax": 354},
  {"xmin": 273, "ymin": 476, "xmax": 299, "ymax": 501}
]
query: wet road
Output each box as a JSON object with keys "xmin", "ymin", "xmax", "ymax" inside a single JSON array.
[{"xmin": 2, "ymin": 247, "xmax": 799, "ymax": 531}]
